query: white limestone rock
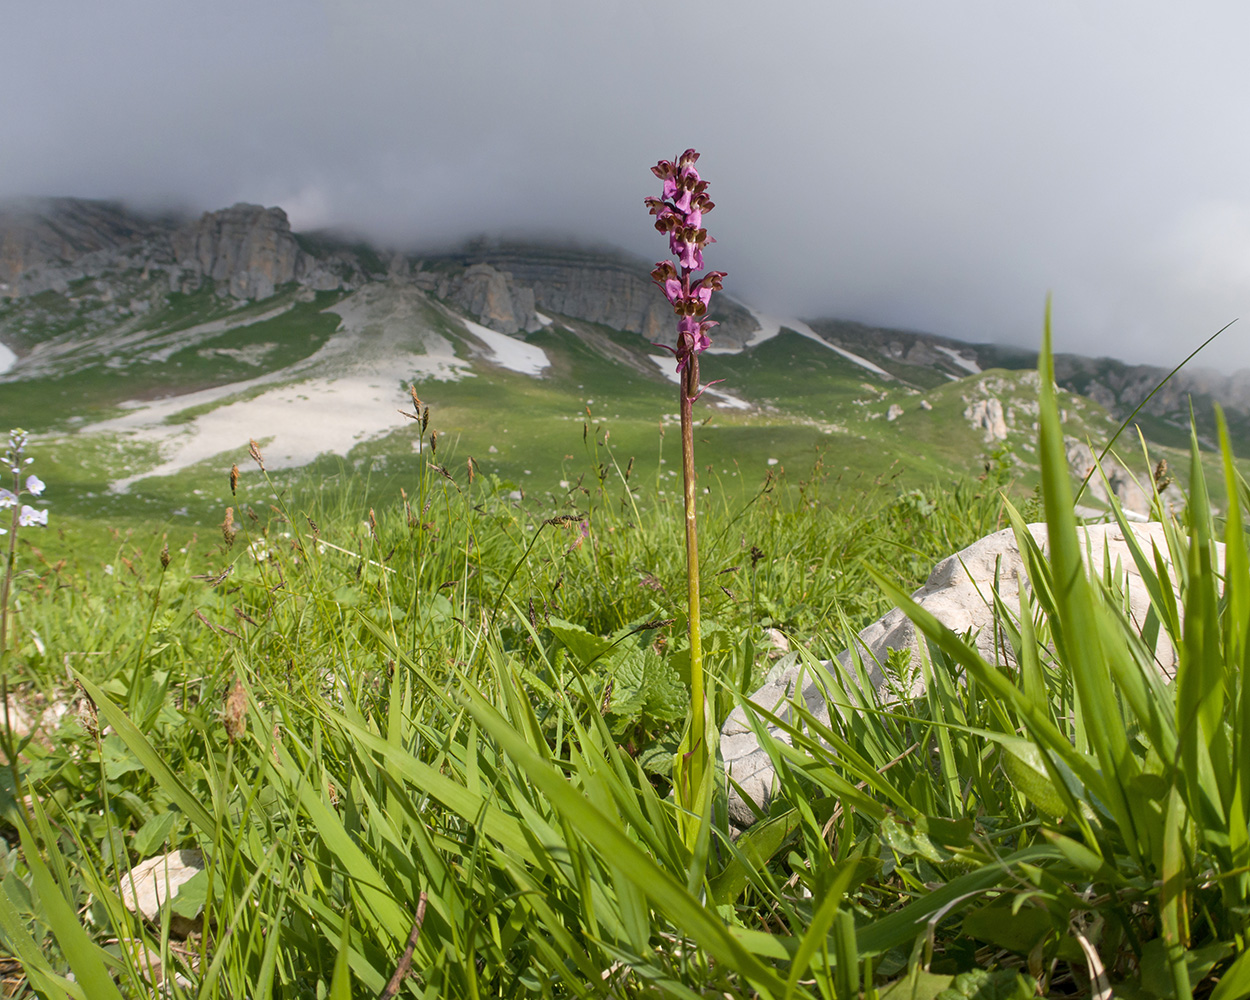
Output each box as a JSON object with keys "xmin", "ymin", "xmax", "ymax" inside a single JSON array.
[
  {"xmin": 964, "ymin": 397, "xmax": 1008, "ymax": 441},
  {"xmin": 722, "ymin": 521, "xmax": 1218, "ymax": 827},
  {"xmin": 120, "ymin": 849, "xmax": 205, "ymax": 938},
  {"xmin": 1064, "ymin": 438, "xmax": 1154, "ymax": 517}
]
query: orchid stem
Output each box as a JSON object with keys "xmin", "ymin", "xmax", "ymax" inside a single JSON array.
[{"xmin": 680, "ymin": 352, "xmax": 705, "ymax": 809}]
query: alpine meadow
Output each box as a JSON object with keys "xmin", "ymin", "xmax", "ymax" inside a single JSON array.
[{"xmin": 0, "ymin": 170, "xmax": 1249, "ymax": 1000}]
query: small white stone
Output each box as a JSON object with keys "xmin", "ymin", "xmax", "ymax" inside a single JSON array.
[{"xmin": 120, "ymin": 849, "xmax": 205, "ymax": 938}]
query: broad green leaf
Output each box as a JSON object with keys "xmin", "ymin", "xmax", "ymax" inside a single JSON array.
[
  {"xmin": 546, "ymin": 617, "xmax": 618, "ymax": 667},
  {"xmin": 710, "ymin": 807, "xmax": 801, "ymax": 906},
  {"xmin": 935, "ymin": 968, "xmax": 1035, "ymax": 999},
  {"xmin": 1141, "ymin": 938, "xmax": 1231, "ymax": 999},
  {"xmin": 75, "ymin": 672, "xmax": 216, "ymax": 836},
  {"xmin": 878, "ymin": 970, "xmax": 954, "ymax": 1000},
  {"xmin": 880, "ymin": 815, "xmax": 917, "ymax": 856},
  {"xmin": 131, "ymin": 810, "xmax": 178, "ymax": 857},
  {"xmin": 857, "ymin": 845, "xmax": 1056, "ymax": 956},
  {"xmin": 1038, "ymin": 828, "xmax": 1108, "ymax": 877},
  {"xmin": 1211, "ymin": 947, "xmax": 1250, "ymax": 1000},
  {"xmin": 961, "ymin": 899, "xmax": 1080, "ymax": 961},
  {"xmin": 1000, "ymin": 738, "xmax": 1069, "ymax": 818}
]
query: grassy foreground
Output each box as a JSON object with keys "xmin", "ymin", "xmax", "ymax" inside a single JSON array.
[{"xmin": 1, "ymin": 330, "xmax": 1249, "ymax": 999}]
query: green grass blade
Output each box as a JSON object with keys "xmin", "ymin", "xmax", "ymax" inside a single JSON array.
[
  {"xmin": 1211, "ymin": 948, "xmax": 1250, "ymax": 1000},
  {"xmin": 1034, "ymin": 303, "xmax": 1139, "ymax": 849},
  {"xmin": 460, "ymin": 682, "xmax": 792, "ymax": 997},
  {"xmin": 785, "ymin": 849, "xmax": 861, "ymax": 999},
  {"xmin": 330, "ymin": 905, "xmax": 352, "ymax": 1000},
  {"xmin": 15, "ymin": 816, "xmax": 125, "ymax": 1000},
  {"xmin": 0, "ymin": 878, "xmax": 81, "ymax": 1000},
  {"xmin": 327, "ymin": 711, "xmax": 540, "ymax": 865},
  {"xmin": 1160, "ymin": 785, "xmax": 1194, "ymax": 998}
]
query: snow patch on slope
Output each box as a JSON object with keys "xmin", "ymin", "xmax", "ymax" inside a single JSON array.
[
  {"xmin": 934, "ymin": 345, "xmax": 981, "ymax": 374},
  {"xmin": 104, "ymin": 375, "xmax": 417, "ymax": 492},
  {"xmin": 744, "ymin": 307, "xmax": 783, "ymax": 347},
  {"xmin": 782, "ymin": 319, "xmax": 891, "ymax": 377},
  {"xmin": 741, "ymin": 307, "xmax": 890, "ymax": 377},
  {"xmin": 460, "ymin": 319, "xmax": 550, "ymax": 376}
]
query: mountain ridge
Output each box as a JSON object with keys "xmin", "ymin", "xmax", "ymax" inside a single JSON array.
[{"xmin": 0, "ymin": 195, "xmax": 1241, "ymax": 522}]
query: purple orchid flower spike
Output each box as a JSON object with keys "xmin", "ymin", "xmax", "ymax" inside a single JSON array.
[{"xmin": 645, "ymin": 149, "xmax": 725, "ymax": 378}]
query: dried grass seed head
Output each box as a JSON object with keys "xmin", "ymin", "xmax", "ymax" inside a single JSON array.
[
  {"xmin": 221, "ymin": 507, "xmax": 237, "ymax": 548},
  {"xmin": 223, "ymin": 676, "xmax": 247, "ymax": 743}
]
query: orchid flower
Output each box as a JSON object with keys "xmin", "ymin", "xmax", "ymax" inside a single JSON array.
[{"xmin": 646, "ymin": 150, "xmax": 726, "ymax": 373}]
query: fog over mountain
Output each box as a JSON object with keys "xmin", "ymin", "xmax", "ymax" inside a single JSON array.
[{"xmin": 4, "ymin": 2, "xmax": 1250, "ymax": 371}]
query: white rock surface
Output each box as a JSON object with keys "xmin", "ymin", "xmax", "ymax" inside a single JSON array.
[
  {"xmin": 722, "ymin": 521, "xmax": 1219, "ymax": 826},
  {"xmin": 1, "ymin": 691, "xmax": 72, "ymax": 747},
  {"xmin": 120, "ymin": 849, "xmax": 204, "ymax": 938},
  {"xmin": 964, "ymin": 397, "xmax": 1008, "ymax": 441},
  {"xmin": 1063, "ymin": 437, "xmax": 1178, "ymax": 519}
]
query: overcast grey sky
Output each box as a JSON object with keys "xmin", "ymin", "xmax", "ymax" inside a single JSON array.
[{"xmin": 4, "ymin": 1, "xmax": 1250, "ymax": 369}]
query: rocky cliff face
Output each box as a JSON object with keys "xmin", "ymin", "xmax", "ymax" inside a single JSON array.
[
  {"xmin": 0, "ymin": 198, "xmax": 354, "ymax": 305},
  {"xmin": 1054, "ymin": 354, "xmax": 1250, "ymax": 420},
  {"xmin": 459, "ymin": 246, "xmax": 759, "ymax": 349},
  {"xmin": 7, "ymin": 196, "xmax": 1250, "ymax": 441},
  {"xmin": 440, "ymin": 263, "xmax": 539, "ymax": 335},
  {"xmin": 170, "ymin": 204, "xmax": 303, "ymax": 300},
  {"xmin": 0, "ymin": 199, "xmax": 163, "ymax": 295}
]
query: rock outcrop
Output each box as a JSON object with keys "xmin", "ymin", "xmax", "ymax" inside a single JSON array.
[
  {"xmin": 463, "ymin": 247, "xmax": 759, "ymax": 349},
  {"xmin": 0, "ymin": 197, "xmax": 353, "ymax": 305},
  {"xmin": 721, "ymin": 521, "xmax": 1217, "ymax": 826},
  {"xmin": 0, "ymin": 198, "xmax": 161, "ymax": 295},
  {"xmin": 121, "ymin": 849, "xmax": 205, "ymax": 938},
  {"xmin": 964, "ymin": 396, "xmax": 1008, "ymax": 441},
  {"xmin": 444, "ymin": 263, "xmax": 539, "ymax": 335},
  {"xmin": 170, "ymin": 204, "xmax": 302, "ymax": 300},
  {"xmin": 1064, "ymin": 438, "xmax": 1154, "ymax": 517}
]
